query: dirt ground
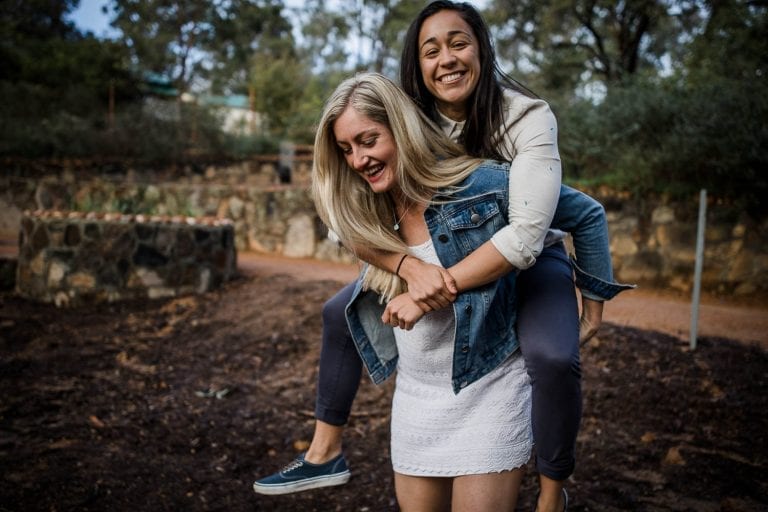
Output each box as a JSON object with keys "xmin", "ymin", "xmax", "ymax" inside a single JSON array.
[{"xmin": 1, "ymin": 255, "xmax": 767, "ymax": 511}]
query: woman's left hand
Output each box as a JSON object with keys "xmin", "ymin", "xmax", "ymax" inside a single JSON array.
[{"xmin": 382, "ymin": 293, "xmax": 427, "ymax": 330}]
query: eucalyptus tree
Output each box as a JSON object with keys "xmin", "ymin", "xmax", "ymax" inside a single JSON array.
[
  {"xmin": 0, "ymin": 0, "xmax": 138, "ymax": 156},
  {"xmin": 368, "ymin": 0, "xmax": 425, "ymax": 76},
  {"xmin": 483, "ymin": 0, "xmax": 707, "ymax": 94},
  {"xmin": 109, "ymin": 0, "xmax": 295, "ymax": 94},
  {"xmin": 297, "ymin": 0, "xmax": 421, "ymax": 76},
  {"xmin": 291, "ymin": 0, "xmax": 353, "ymax": 72},
  {"xmin": 685, "ymin": 0, "xmax": 767, "ymax": 81},
  {"xmin": 109, "ymin": 0, "xmax": 211, "ymax": 92},
  {"xmin": 208, "ymin": 0, "xmax": 295, "ymax": 95}
]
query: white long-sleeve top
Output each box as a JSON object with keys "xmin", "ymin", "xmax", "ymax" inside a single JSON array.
[{"xmin": 435, "ymin": 89, "xmax": 562, "ymax": 270}]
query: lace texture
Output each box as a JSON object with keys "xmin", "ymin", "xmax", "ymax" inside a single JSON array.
[{"xmin": 390, "ymin": 239, "xmax": 533, "ymax": 477}]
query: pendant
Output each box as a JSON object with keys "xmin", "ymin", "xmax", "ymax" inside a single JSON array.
[{"xmin": 394, "ymin": 222, "xmax": 400, "ymax": 231}]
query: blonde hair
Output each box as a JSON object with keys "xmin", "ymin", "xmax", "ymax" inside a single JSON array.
[{"xmin": 312, "ymin": 72, "xmax": 484, "ymax": 299}]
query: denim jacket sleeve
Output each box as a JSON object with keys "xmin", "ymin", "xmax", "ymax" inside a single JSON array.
[{"xmin": 552, "ymin": 185, "xmax": 635, "ymax": 301}]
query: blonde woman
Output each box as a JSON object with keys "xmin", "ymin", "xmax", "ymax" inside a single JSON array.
[{"xmin": 313, "ymin": 72, "xmax": 533, "ymax": 511}]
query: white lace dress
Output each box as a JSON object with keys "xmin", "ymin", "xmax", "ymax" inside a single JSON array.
[{"xmin": 390, "ymin": 239, "xmax": 533, "ymax": 476}]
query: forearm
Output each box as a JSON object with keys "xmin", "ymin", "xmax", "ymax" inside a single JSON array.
[
  {"xmin": 353, "ymin": 244, "xmax": 457, "ymax": 308},
  {"xmin": 353, "ymin": 244, "xmax": 404, "ymax": 274},
  {"xmin": 448, "ymin": 241, "xmax": 516, "ymax": 292}
]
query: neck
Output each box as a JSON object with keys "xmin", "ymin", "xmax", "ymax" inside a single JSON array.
[
  {"xmin": 389, "ymin": 189, "xmax": 410, "ymax": 212},
  {"xmin": 436, "ymin": 101, "xmax": 467, "ymax": 122}
]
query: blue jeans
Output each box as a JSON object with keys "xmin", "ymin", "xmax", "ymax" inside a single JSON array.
[{"xmin": 315, "ymin": 244, "xmax": 580, "ymax": 480}]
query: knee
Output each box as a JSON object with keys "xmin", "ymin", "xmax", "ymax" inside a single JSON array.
[
  {"xmin": 323, "ymin": 297, "xmax": 346, "ymax": 320},
  {"xmin": 524, "ymin": 345, "xmax": 580, "ymax": 381},
  {"xmin": 322, "ymin": 295, "xmax": 348, "ymax": 326},
  {"xmin": 323, "ymin": 283, "xmax": 356, "ymax": 324}
]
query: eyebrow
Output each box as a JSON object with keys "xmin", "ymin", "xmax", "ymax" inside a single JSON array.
[{"xmin": 419, "ymin": 30, "xmax": 472, "ymax": 51}]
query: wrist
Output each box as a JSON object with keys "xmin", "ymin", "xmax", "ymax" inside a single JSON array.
[{"xmin": 395, "ymin": 254, "xmax": 409, "ymax": 277}]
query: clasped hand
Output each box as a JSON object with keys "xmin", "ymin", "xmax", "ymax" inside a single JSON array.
[
  {"xmin": 381, "ymin": 293, "xmax": 426, "ymax": 330},
  {"xmin": 381, "ymin": 257, "xmax": 458, "ymax": 330}
]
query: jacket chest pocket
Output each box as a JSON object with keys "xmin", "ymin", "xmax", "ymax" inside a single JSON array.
[{"xmin": 443, "ymin": 194, "xmax": 506, "ymax": 255}]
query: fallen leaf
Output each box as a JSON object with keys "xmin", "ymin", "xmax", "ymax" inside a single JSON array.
[
  {"xmin": 663, "ymin": 446, "xmax": 686, "ymax": 466},
  {"xmin": 88, "ymin": 415, "xmax": 106, "ymax": 429},
  {"xmin": 293, "ymin": 439, "xmax": 310, "ymax": 452}
]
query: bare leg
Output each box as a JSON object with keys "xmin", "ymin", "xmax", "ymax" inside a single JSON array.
[
  {"xmin": 303, "ymin": 420, "xmax": 344, "ymax": 464},
  {"xmin": 451, "ymin": 470, "xmax": 524, "ymax": 512},
  {"xmin": 534, "ymin": 475, "xmax": 566, "ymax": 512},
  {"xmin": 394, "ymin": 473, "xmax": 452, "ymax": 512}
]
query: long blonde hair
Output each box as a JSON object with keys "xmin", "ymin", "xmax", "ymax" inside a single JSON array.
[{"xmin": 312, "ymin": 72, "xmax": 484, "ymax": 299}]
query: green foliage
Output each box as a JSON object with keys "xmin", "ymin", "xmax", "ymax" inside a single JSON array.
[
  {"xmin": 110, "ymin": 0, "xmax": 296, "ymax": 95},
  {"xmin": 208, "ymin": 0, "xmax": 296, "ymax": 95},
  {"xmin": 222, "ymin": 133, "xmax": 280, "ymax": 158},
  {"xmin": 558, "ymin": 75, "xmax": 768, "ymax": 217},
  {"xmin": 552, "ymin": 0, "xmax": 767, "ymax": 218},
  {"xmin": 485, "ymin": 0, "xmax": 703, "ymax": 88},
  {"xmin": 279, "ymin": 70, "xmax": 351, "ymax": 143},
  {"xmin": 1, "ymin": 0, "xmax": 765, "ymax": 221},
  {"xmin": 684, "ymin": 0, "xmax": 768, "ymax": 83},
  {"xmin": 109, "ymin": 0, "xmax": 215, "ymax": 91},
  {"xmin": 250, "ymin": 53, "xmax": 309, "ymax": 139},
  {"xmin": 293, "ymin": 0, "xmax": 352, "ymax": 73}
]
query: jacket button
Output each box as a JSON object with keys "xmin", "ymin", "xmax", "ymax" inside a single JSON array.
[
  {"xmin": 461, "ymin": 345, "xmax": 469, "ymax": 353},
  {"xmin": 470, "ymin": 213, "xmax": 481, "ymax": 224},
  {"xmin": 438, "ymin": 234, "xmax": 449, "ymax": 243},
  {"xmin": 465, "ymin": 305, "xmax": 472, "ymax": 314}
]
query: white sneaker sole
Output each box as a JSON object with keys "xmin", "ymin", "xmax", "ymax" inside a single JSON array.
[{"xmin": 252, "ymin": 470, "xmax": 351, "ymax": 495}]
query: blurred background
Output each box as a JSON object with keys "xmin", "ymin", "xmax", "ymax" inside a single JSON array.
[{"xmin": 1, "ymin": 0, "xmax": 765, "ymax": 216}]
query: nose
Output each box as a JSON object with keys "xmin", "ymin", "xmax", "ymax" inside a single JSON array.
[
  {"xmin": 439, "ymin": 47, "xmax": 457, "ymax": 67},
  {"xmin": 351, "ymin": 147, "xmax": 369, "ymax": 170}
]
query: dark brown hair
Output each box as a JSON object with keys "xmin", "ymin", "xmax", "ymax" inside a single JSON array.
[{"xmin": 400, "ymin": 0, "xmax": 536, "ymax": 160}]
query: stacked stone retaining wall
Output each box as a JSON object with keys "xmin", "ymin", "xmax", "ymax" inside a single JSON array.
[
  {"xmin": 16, "ymin": 210, "xmax": 236, "ymax": 306},
  {"xmin": 2, "ymin": 161, "xmax": 767, "ymax": 299}
]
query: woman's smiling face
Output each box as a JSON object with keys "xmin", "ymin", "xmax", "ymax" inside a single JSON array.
[
  {"xmin": 417, "ymin": 9, "xmax": 481, "ymax": 121},
  {"xmin": 333, "ymin": 105, "xmax": 399, "ymax": 194}
]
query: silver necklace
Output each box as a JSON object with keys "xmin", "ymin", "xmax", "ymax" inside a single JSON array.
[{"xmin": 393, "ymin": 202, "xmax": 412, "ymax": 231}]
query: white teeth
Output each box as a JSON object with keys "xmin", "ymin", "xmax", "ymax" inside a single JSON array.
[
  {"xmin": 366, "ymin": 165, "xmax": 383, "ymax": 177},
  {"xmin": 440, "ymin": 72, "xmax": 463, "ymax": 84}
]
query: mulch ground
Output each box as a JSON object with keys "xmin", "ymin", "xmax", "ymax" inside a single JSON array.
[{"xmin": 1, "ymin": 273, "xmax": 766, "ymax": 511}]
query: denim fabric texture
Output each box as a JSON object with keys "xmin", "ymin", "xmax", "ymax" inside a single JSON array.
[
  {"xmin": 346, "ymin": 161, "xmax": 518, "ymax": 394},
  {"xmin": 553, "ymin": 185, "xmax": 636, "ymax": 300},
  {"xmin": 344, "ymin": 160, "xmax": 632, "ymax": 394}
]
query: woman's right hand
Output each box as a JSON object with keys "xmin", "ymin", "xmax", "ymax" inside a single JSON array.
[
  {"xmin": 398, "ymin": 256, "xmax": 458, "ymax": 310},
  {"xmin": 382, "ymin": 293, "xmax": 427, "ymax": 330}
]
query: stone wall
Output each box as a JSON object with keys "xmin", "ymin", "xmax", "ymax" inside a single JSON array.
[
  {"xmin": 16, "ymin": 211, "xmax": 236, "ymax": 306},
  {"xmin": 593, "ymin": 189, "xmax": 768, "ymax": 297},
  {"xmin": 2, "ymin": 161, "xmax": 767, "ymax": 298}
]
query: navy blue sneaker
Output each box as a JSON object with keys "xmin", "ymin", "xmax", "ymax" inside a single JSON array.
[{"xmin": 252, "ymin": 452, "xmax": 351, "ymax": 495}]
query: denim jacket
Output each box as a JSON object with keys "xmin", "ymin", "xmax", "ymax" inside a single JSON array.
[
  {"xmin": 555, "ymin": 185, "xmax": 635, "ymax": 301},
  {"xmin": 345, "ymin": 160, "xmax": 632, "ymax": 393}
]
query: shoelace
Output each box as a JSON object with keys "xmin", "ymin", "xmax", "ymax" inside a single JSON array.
[{"xmin": 281, "ymin": 459, "xmax": 304, "ymax": 473}]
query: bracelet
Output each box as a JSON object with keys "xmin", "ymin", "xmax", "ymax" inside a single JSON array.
[{"xmin": 395, "ymin": 254, "xmax": 408, "ymax": 277}]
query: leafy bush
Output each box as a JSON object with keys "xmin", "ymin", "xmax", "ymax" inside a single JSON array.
[
  {"xmin": 0, "ymin": 78, "xmax": 283, "ymax": 164},
  {"xmin": 558, "ymin": 76, "xmax": 768, "ymax": 218}
]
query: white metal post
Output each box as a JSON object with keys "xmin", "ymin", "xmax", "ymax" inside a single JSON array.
[{"xmin": 690, "ymin": 189, "xmax": 707, "ymax": 350}]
